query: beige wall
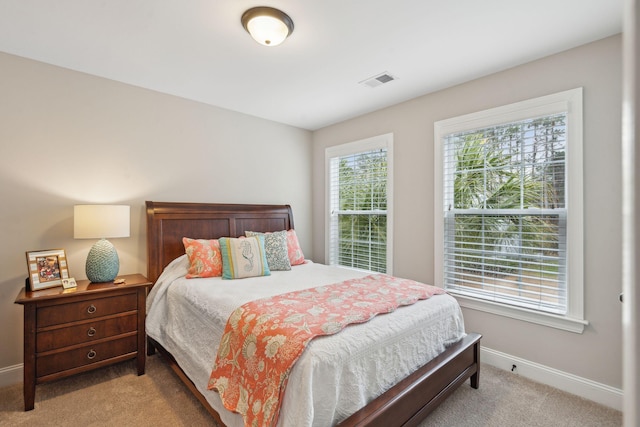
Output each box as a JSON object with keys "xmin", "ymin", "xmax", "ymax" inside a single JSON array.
[
  {"xmin": 0, "ymin": 53, "xmax": 312, "ymax": 373},
  {"xmin": 312, "ymin": 35, "xmax": 623, "ymax": 388},
  {"xmin": 0, "ymin": 34, "xmax": 624, "ymax": 392}
]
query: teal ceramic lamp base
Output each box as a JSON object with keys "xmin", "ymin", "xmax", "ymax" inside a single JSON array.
[{"xmin": 86, "ymin": 238, "xmax": 120, "ymax": 282}]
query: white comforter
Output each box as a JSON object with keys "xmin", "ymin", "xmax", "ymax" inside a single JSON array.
[{"xmin": 146, "ymin": 256, "xmax": 466, "ymax": 427}]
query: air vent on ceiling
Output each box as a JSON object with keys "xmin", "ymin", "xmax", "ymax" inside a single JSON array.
[{"xmin": 360, "ymin": 72, "xmax": 397, "ymax": 88}]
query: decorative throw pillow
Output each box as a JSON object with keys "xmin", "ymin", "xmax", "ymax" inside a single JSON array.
[
  {"xmin": 182, "ymin": 237, "xmax": 223, "ymax": 278},
  {"xmin": 219, "ymin": 235, "xmax": 271, "ymax": 279},
  {"xmin": 286, "ymin": 229, "xmax": 305, "ymax": 265},
  {"xmin": 245, "ymin": 230, "xmax": 291, "ymax": 271}
]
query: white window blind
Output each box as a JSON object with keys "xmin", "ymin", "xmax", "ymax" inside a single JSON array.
[
  {"xmin": 443, "ymin": 114, "xmax": 568, "ymax": 314},
  {"xmin": 326, "ymin": 135, "xmax": 392, "ymax": 273},
  {"xmin": 434, "ymin": 88, "xmax": 585, "ymax": 332}
]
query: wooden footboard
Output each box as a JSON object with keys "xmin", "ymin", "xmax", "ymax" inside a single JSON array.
[
  {"xmin": 148, "ymin": 333, "xmax": 481, "ymax": 427},
  {"xmin": 338, "ymin": 332, "xmax": 481, "ymax": 427}
]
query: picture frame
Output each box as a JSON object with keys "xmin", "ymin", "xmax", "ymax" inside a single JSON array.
[
  {"xmin": 62, "ymin": 277, "xmax": 77, "ymax": 289},
  {"xmin": 25, "ymin": 249, "xmax": 70, "ymax": 291}
]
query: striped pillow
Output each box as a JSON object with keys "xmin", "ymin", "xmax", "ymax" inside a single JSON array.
[{"xmin": 219, "ymin": 235, "xmax": 270, "ymax": 279}]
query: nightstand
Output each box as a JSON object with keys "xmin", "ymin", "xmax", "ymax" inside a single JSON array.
[{"xmin": 14, "ymin": 273, "xmax": 152, "ymax": 411}]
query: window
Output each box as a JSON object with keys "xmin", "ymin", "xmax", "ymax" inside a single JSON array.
[
  {"xmin": 434, "ymin": 89, "xmax": 586, "ymax": 333},
  {"xmin": 326, "ymin": 134, "xmax": 393, "ymax": 274}
]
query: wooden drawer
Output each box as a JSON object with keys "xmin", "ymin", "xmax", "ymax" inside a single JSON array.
[
  {"xmin": 15, "ymin": 274, "xmax": 151, "ymax": 411},
  {"xmin": 36, "ymin": 334, "xmax": 137, "ymax": 378},
  {"xmin": 36, "ymin": 314, "xmax": 137, "ymax": 353},
  {"xmin": 37, "ymin": 293, "xmax": 137, "ymax": 328}
]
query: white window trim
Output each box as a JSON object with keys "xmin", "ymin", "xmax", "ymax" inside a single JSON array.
[
  {"xmin": 325, "ymin": 133, "xmax": 394, "ymax": 275},
  {"xmin": 434, "ymin": 88, "xmax": 587, "ymax": 333}
]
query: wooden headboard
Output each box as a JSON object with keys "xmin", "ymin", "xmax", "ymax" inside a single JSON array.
[{"xmin": 145, "ymin": 201, "xmax": 294, "ymax": 283}]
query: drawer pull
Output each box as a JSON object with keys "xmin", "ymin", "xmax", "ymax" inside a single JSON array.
[
  {"xmin": 87, "ymin": 304, "xmax": 97, "ymax": 314},
  {"xmin": 87, "ymin": 349, "xmax": 97, "ymax": 360},
  {"xmin": 87, "ymin": 327, "xmax": 97, "ymax": 337}
]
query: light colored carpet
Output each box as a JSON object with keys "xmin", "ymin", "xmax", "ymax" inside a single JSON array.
[
  {"xmin": 420, "ymin": 365, "xmax": 621, "ymax": 427},
  {"xmin": 0, "ymin": 355, "xmax": 622, "ymax": 426}
]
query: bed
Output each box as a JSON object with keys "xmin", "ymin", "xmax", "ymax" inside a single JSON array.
[{"xmin": 144, "ymin": 201, "xmax": 481, "ymax": 427}]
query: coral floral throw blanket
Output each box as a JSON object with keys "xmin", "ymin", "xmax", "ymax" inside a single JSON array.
[{"xmin": 207, "ymin": 274, "xmax": 446, "ymax": 427}]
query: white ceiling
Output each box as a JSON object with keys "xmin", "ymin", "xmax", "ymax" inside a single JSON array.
[{"xmin": 0, "ymin": 0, "xmax": 623, "ymax": 130}]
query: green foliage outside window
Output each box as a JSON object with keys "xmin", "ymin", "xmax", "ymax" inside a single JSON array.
[
  {"xmin": 447, "ymin": 115, "xmax": 566, "ymax": 305},
  {"xmin": 336, "ymin": 150, "xmax": 387, "ymax": 273}
]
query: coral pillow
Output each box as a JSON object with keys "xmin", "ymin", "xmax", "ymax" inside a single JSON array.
[
  {"xmin": 286, "ymin": 229, "xmax": 305, "ymax": 266},
  {"xmin": 182, "ymin": 237, "xmax": 223, "ymax": 278}
]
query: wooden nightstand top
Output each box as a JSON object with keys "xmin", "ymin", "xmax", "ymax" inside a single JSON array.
[{"xmin": 15, "ymin": 273, "xmax": 152, "ymax": 304}]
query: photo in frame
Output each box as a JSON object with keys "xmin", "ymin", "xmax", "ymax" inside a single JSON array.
[
  {"xmin": 25, "ymin": 249, "xmax": 70, "ymax": 291},
  {"xmin": 62, "ymin": 277, "xmax": 77, "ymax": 289}
]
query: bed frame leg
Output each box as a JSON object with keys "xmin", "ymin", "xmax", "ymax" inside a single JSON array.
[
  {"xmin": 470, "ymin": 372, "xmax": 479, "ymax": 389},
  {"xmin": 147, "ymin": 337, "xmax": 156, "ymax": 356},
  {"xmin": 470, "ymin": 340, "xmax": 480, "ymax": 389}
]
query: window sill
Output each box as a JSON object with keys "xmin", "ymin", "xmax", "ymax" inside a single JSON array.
[{"xmin": 451, "ymin": 293, "xmax": 588, "ymax": 334}]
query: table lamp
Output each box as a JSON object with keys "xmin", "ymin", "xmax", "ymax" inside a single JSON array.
[{"xmin": 74, "ymin": 205, "xmax": 130, "ymax": 283}]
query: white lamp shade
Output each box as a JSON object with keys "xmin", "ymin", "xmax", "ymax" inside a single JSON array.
[{"xmin": 74, "ymin": 205, "xmax": 130, "ymax": 239}]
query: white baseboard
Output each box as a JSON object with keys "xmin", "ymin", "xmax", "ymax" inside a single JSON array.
[
  {"xmin": 481, "ymin": 347, "xmax": 623, "ymax": 411},
  {"xmin": 0, "ymin": 363, "xmax": 22, "ymax": 388}
]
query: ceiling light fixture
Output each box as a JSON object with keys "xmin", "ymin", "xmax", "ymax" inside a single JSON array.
[{"xmin": 241, "ymin": 6, "xmax": 294, "ymax": 47}]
